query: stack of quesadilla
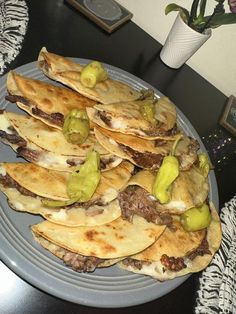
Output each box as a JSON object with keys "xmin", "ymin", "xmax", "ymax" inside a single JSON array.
[{"xmin": 0, "ymin": 47, "xmax": 221, "ymax": 278}]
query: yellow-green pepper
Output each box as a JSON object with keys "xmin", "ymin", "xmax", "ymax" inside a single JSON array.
[
  {"xmin": 199, "ymin": 153, "xmax": 211, "ymax": 178},
  {"xmin": 152, "ymin": 155, "xmax": 179, "ymax": 203},
  {"xmin": 42, "ymin": 150, "xmax": 101, "ymax": 207},
  {"xmin": 152, "ymin": 135, "xmax": 182, "ymax": 204},
  {"xmin": 180, "ymin": 203, "xmax": 212, "ymax": 232},
  {"xmin": 62, "ymin": 109, "xmax": 89, "ymax": 144},
  {"xmin": 80, "ymin": 61, "xmax": 108, "ymax": 88},
  {"xmin": 139, "ymin": 100, "xmax": 157, "ymax": 125}
]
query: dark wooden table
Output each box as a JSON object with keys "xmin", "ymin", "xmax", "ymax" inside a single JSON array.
[{"xmin": 1, "ymin": 1, "xmax": 235, "ymax": 313}]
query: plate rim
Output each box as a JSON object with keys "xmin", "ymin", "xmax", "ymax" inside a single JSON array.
[{"xmin": 0, "ymin": 59, "xmax": 219, "ymax": 308}]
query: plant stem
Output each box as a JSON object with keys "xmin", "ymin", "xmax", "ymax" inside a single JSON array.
[
  {"xmin": 188, "ymin": 0, "xmax": 200, "ymax": 25},
  {"xmin": 200, "ymin": 0, "xmax": 225, "ymax": 32}
]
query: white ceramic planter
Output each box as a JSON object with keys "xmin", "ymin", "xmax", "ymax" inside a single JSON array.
[{"xmin": 160, "ymin": 13, "xmax": 212, "ymax": 69}]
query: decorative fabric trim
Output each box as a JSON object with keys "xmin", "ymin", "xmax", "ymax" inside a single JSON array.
[
  {"xmin": 195, "ymin": 196, "xmax": 236, "ymax": 314},
  {"xmin": 0, "ymin": 0, "xmax": 29, "ymax": 75}
]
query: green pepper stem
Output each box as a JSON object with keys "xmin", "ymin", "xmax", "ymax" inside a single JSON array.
[{"xmin": 170, "ymin": 134, "xmax": 183, "ymax": 156}]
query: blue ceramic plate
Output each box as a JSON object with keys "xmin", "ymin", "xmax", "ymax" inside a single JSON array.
[{"xmin": 0, "ymin": 60, "xmax": 218, "ymax": 308}]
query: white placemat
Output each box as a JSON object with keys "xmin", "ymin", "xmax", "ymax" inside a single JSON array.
[
  {"xmin": 195, "ymin": 196, "xmax": 236, "ymax": 314},
  {"xmin": 0, "ymin": 0, "xmax": 28, "ymax": 75}
]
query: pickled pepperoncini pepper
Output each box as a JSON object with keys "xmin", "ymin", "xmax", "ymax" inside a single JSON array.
[
  {"xmin": 80, "ymin": 61, "xmax": 108, "ymax": 88},
  {"xmin": 198, "ymin": 153, "xmax": 211, "ymax": 178},
  {"xmin": 152, "ymin": 135, "xmax": 182, "ymax": 204},
  {"xmin": 140, "ymin": 100, "xmax": 157, "ymax": 125},
  {"xmin": 62, "ymin": 109, "xmax": 89, "ymax": 144},
  {"xmin": 180, "ymin": 203, "xmax": 212, "ymax": 232},
  {"xmin": 42, "ymin": 151, "xmax": 101, "ymax": 207}
]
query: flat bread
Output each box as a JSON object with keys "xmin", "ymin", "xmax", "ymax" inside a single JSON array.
[
  {"xmin": 118, "ymin": 203, "xmax": 222, "ymax": 281},
  {"xmin": 87, "ymin": 97, "xmax": 177, "ymax": 140},
  {"xmin": 0, "ymin": 111, "xmax": 122, "ymax": 172},
  {"xmin": 127, "ymin": 166, "xmax": 209, "ymax": 214},
  {"xmin": 31, "ymin": 215, "xmax": 166, "ymax": 259},
  {"xmin": 94, "ymin": 126, "xmax": 199, "ymax": 170},
  {"xmin": 37, "ymin": 47, "xmax": 141, "ymax": 104},
  {"xmin": 6, "ymin": 71, "xmax": 96, "ymax": 129}
]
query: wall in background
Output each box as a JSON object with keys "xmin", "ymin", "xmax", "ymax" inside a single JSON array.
[{"xmin": 117, "ymin": 0, "xmax": 235, "ymax": 97}]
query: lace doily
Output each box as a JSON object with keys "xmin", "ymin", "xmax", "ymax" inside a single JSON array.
[
  {"xmin": 195, "ymin": 196, "xmax": 236, "ymax": 314},
  {"xmin": 0, "ymin": 0, "xmax": 28, "ymax": 75}
]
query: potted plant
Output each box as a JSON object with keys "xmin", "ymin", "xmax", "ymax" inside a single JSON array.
[{"xmin": 160, "ymin": 0, "xmax": 236, "ymax": 68}]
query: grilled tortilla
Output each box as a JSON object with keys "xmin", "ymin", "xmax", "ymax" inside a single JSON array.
[
  {"xmin": 6, "ymin": 71, "xmax": 96, "ymax": 129},
  {"xmin": 87, "ymin": 97, "xmax": 178, "ymax": 140},
  {"xmin": 126, "ymin": 166, "xmax": 209, "ymax": 214},
  {"xmin": 37, "ymin": 47, "xmax": 141, "ymax": 104},
  {"xmin": 94, "ymin": 126, "xmax": 199, "ymax": 170},
  {"xmin": 33, "ymin": 233, "xmax": 124, "ymax": 271},
  {"xmin": 0, "ymin": 161, "xmax": 134, "ymax": 226},
  {"xmin": 31, "ymin": 215, "xmax": 166, "ymax": 260},
  {"xmin": 0, "ymin": 110, "xmax": 122, "ymax": 172},
  {"xmin": 118, "ymin": 203, "xmax": 222, "ymax": 281}
]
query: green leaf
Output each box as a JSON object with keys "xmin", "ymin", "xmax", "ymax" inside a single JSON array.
[
  {"xmin": 204, "ymin": 13, "xmax": 236, "ymax": 28},
  {"xmin": 165, "ymin": 4, "xmax": 190, "ymax": 23}
]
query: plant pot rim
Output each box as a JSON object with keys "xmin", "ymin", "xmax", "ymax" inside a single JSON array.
[{"xmin": 177, "ymin": 12, "xmax": 212, "ymax": 37}]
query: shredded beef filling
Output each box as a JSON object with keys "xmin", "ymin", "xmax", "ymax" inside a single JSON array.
[
  {"xmin": 119, "ymin": 144, "xmax": 162, "ymax": 170},
  {"xmin": 0, "ymin": 129, "xmax": 27, "ymax": 147},
  {"xmin": 160, "ymin": 234, "xmax": 211, "ymax": 272},
  {"xmin": 160, "ymin": 254, "xmax": 187, "ymax": 272},
  {"xmin": 186, "ymin": 236, "xmax": 211, "ymax": 260},
  {"xmin": 16, "ymin": 146, "xmax": 41, "ymax": 162},
  {"xmin": 6, "ymin": 94, "xmax": 64, "ymax": 127},
  {"xmin": 63, "ymin": 251, "xmax": 104, "ymax": 272},
  {"xmin": 122, "ymin": 258, "xmax": 151, "ymax": 270},
  {"xmin": 97, "ymin": 111, "xmax": 112, "ymax": 127},
  {"xmin": 100, "ymin": 156, "xmax": 116, "ymax": 170},
  {"xmin": 6, "ymin": 94, "xmax": 31, "ymax": 106},
  {"xmin": 118, "ymin": 185, "xmax": 172, "ymax": 225},
  {"xmin": 32, "ymin": 107, "xmax": 64, "ymax": 127},
  {"xmin": 0, "ymin": 173, "xmax": 37, "ymax": 197}
]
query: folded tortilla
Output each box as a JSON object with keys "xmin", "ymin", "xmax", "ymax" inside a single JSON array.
[
  {"xmin": 33, "ymin": 233, "xmax": 124, "ymax": 270},
  {"xmin": 94, "ymin": 126, "xmax": 199, "ymax": 170},
  {"xmin": 87, "ymin": 97, "xmax": 178, "ymax": 139},
  {"xmin": 37, "ymin": 47, "xmax": 141, "ymax": 104},
  {"xmin": 126, "ymin": 166, "xmax": 209, "ymax": 214},
  {"xmin": 0, "ymin": 161, "xmax": 134, "ymax": 226},
  {"xmin": 118, "ymin": 203, "xmax": 222, "ymax": 281},
  {"xmin": 6, "ymin": 71, "xmax": 96, "ymax": 129},
  {"xmin": 0, "ymin": 110, "xmax": 122, "ymax": 172},
  {"xmin": 31, "ymin": 215, "xmax": 166, "ymax": 260}
]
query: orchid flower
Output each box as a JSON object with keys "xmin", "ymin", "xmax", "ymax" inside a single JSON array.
[
  {"xmin": 229, "ymin": 0, "xmax": 236, "ymax": 13},
  {"xmin": 165, "ymin": 0, "xmax": 236, "ymax": 33}
]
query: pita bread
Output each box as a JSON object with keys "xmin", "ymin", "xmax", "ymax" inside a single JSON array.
[
  {"xmin": 0, "ymin": 110, "xmax": 122, "ymax": 172},
  {"xmin": 6, "ymin": 71, "xmax": 96, "ymax": 129},
  {"xmin": 118, "ymin": 203, "xmax": 222, "ymax": 281},
  {"xmin": 37, "ymin": 47, "xmax": 141, "ymax": 104},
  {"xmin": 86, "ymin": 97, "xmax": 177, "ymax": 140}
]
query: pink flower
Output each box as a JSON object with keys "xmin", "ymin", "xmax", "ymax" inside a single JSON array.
[{"xmin": 229, "ymin": 0, "xmax": 236, "ymax": 13}]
